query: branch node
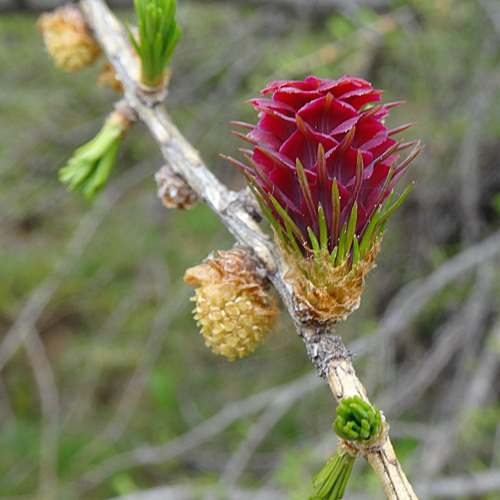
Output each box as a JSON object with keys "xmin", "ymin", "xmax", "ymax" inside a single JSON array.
[
  {"xmin": 136, "ymin": 76, "xmax": 169, "ymax": 106},
  {"xmin": 355, "ymin": 419, "xmax": 390, "ymax": 456},
  {"xmin": 304, "ymin": 331, "xmax": 351, "ymax": 379},
  {"xmin": 113, "ymin": 99, "xmax": 138, "ymax": 125}
]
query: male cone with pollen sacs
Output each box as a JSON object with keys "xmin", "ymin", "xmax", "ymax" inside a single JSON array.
[{"xmin": 184, "ymin": 248, "xmax": 278, "ymax": 362}]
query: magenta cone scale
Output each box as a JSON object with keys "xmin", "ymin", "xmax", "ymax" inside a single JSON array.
[{"xmin": 226, "ymin": 75, "xmax": 420, "ymax": 266}]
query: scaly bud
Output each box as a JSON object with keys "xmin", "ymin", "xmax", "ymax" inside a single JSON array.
[
  {"xmin": 184, "ymin": 248, "xmax": 278, "ymax": 361},
  {"xmin": 155, "ymin": 166, "xmax": 198, "ymax": 210},
  {"xmin": 37, "ymin": 5, "xmax": 102, "ymax": 73}
]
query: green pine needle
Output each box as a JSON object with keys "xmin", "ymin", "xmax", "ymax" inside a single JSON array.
[
  {"xmin": 249, "ymin": 183, "xmax": 290, "ymax": 251},
  {"xmin": 378, "ymin": 184, "xmax": 414, "ymax": 227},
  {"xmin": 331, "ymin": 179, "xmax": 341, "ymax": 243},
  {"xmin": 335, "ymin": 224, "xmax": 347, "ymax": 266},
  {"xmin": 345, "ymin": 203, "xmax": 357, "ymax": 261},
  {"xmin": 329, "ymin": 246, "xmax": 338, "ymax": 266},
  {"xmin": 359, "ymin": 206, "xmax": 381, "ymax": 258},
  {"xmin": 307, "ymin": 226, "xmax": 321, "ymax": 253},
  {"xmin": 307, "ymin": 226, "xmax": 324, "ymax": 281},
  {"xmin": 318, "ymin": 203, "xmax": 329, "ymax": 251},
  {"xmin": 352, "ymin": 237, "xmax": 360, "ymax": 267},
  {"xmin": 269, "ymin": 195, "xmax": 307, "ymax": 251},
  {"xmin": 285, "ymin": 218, "xmax": 305, "ymax": 259}
]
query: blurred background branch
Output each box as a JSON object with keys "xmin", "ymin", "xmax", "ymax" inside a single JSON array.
[
  {"xmin": 2, "ymin": 0, "xmax": 500, "ymax": 499},
  {"xmin": 0, "ymin": 0, "xmax": 391, "ymax": 13}
]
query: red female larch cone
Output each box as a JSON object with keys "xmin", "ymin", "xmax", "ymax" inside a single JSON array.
[{"xmin": 225, "ymin": 75, "xmax": 421, "ymax": 323}]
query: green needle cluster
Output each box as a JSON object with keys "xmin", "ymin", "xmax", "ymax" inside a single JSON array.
[
  {"xmin": 128, "ymin": 0, "xmax": 182, "ymax": 87},
  {"xmin": 310, "ymin": 447, "xmax": 356, "ymax": 500},
  {"xmin": 59, "ymin": 119, "xmax": 125, "ymax": 199},
  {"xmin": 250, "ymin": 164, "xmax": 413, "ymax": 273},
  {"xmin": 333, "ymin": 396, "xmax": 382, "ymax": 443}
]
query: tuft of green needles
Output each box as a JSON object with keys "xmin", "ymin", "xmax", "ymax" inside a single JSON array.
[
  {"xmin": 310, "ymin": 448, "xmax": 356, "ymax": 500},
  {"xmin": 128, "ymin": 0, "xmax": 182, "ymax": 87},
  {"xmin": 59, "ymin": 119, "xmax": 125, "ymax": 199}
]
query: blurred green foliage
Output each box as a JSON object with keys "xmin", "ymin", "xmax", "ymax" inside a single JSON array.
[{"xmin": 1, "ymin": 1, "xmax": 500, "ymax": 499}]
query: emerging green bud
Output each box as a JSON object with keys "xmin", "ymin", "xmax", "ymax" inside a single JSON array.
[
  {"xmin": 310, "ymin": 397, "xmax": 384, "ymax": 499},
  {"xmin": 333, "ymin": 396, "xmax": 382, "ymax": 443}
]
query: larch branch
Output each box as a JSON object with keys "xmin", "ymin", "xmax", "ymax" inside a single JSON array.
[{"xmin": 78, "ymin": 1, "xmax": 419, "ymax": 498}]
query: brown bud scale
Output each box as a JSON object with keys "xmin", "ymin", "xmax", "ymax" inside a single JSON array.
[
  {"xmin": 280, "ymin": 237, "xmax": 382, "ymax": 325},
  {"xmin": 155, "ymin": 166, "xmax": 198, "ymax": 210}
]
